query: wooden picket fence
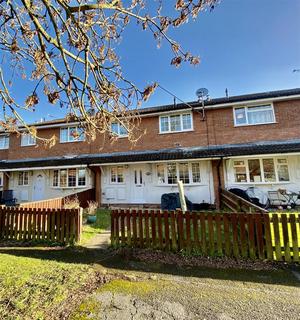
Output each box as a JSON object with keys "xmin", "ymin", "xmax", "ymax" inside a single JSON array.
[
  {"xmin": 0, "ymin": 207, "xmax": 82, "ymax": 244},
  {"xmin": 111, "ymin": 210, "xmax": 300, "ymax": 262},
  {"xmin": 19, "ymin": 197, "xmax": 63, "ymax": 209},
  {"xmin": 220, "ymin": 188, "xmax": 268, "ymax": 213},
  {"xmin": 19, "ymin": 188, "xmax": 95, "ymax": 209}
]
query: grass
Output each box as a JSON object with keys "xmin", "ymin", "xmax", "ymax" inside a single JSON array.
[
  {"xmin": 0, "ymin": 251, "xmax": 94, "ymax": 320},
  {"xmin": 81, "ymin": 209, "xmax": 111, "ymax": 244},
  {"xmin": 0, "ymin": 244, "xmax": 298, "ymax": 320}
]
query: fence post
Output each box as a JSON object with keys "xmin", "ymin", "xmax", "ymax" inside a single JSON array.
[
  {"xmin": 111, "ymin": 210, "xmax": 115, "ymax": 246},
  {"xmin": 75, "ymin": 208, "xmax": 83, "ymax": 243},
  {"xmin": 177, "ymin": 210, "xmax": 184, "ymax": 251}
]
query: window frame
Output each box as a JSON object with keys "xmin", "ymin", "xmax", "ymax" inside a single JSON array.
[
  {"xmin": 59, "ymin": 126, "xmax": 85, "ymax": 143},
  {"xmin": 0, "ymin": 172, "xmax": 3, "ymax": 187},
  {"xmin": 110, "ymin": 166, "xmax": 125, "ymax": 184},
  {"xmin": 233, "ymin": 104, "xmax": 276, "ymax": 127},
  {"xmin": 111, "ymin": 122, "xmax": 128, "ymax": 138},
  {"xmin": 232, "ymin": 157, "xmax": 290, "ymax": 184},
  {"xmin": 21, "ymin": 133, "xmax": 36, "ymax": 147},
  {"xmin": 156, "ymin": 162, "xmax": 201, "ymax": 186},
  {"xmin": 52, "ymin": 168, "xmax": 87, "ymax": 188},
  {"xmin": 0, "ymin": 134, "xmax": 9, "ymax": 150},
  {"xmin": 18, "ymin": 171, "xmax": 29, "ymax": 186},
  {"xmin": 159, "ymin": 112, "xmax": 193, "ymax": 134}
]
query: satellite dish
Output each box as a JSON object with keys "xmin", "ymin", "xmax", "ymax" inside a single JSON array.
[{"xmin": 196, "ymin": 88, "xmax": 209, "ymax": 100}]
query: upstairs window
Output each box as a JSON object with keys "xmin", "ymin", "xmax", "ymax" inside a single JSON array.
[
  {"xmin": 111, "ymin": 122, "xmax": 128, "ymax": 137},
  {"xmin": 60, "ymin": 126, "xmax": 85, "ymax": 143},
  {"xmin": 21, "ymin": 133, "xmax": 36, "ymax": 146},
  {"xmin": 18, "ymin": 171, "xmax": 29, "ymax": 186},
  {"xmin": 159, "ymin": 113, "xmax": 192, "ymax": 133},
  {"xmin": 234, "ymin": 104, "xmax": 275, "ymax": 126},
  {"xmin": 233, "ymin": 158, "xmax": 289, "ymax": 183},
  {"xmin": 52, "ymin": 168, "xmax": 86, "ymax": 188},
  {"xmin": 0, "ymin": 135, "xmax": 9, "ymax": 149}
]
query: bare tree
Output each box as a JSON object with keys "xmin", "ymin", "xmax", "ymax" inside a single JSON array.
[{"xmin": 0, "ymin": 0, "xmax": 217, "ymax": 146}]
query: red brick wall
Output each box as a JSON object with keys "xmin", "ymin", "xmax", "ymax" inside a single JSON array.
[
  {"xmin": 1, "ymin": 99, "xmax": 300, "ymax": 161},
  {"xmin": 206, "ymin": 100, "xmax": 300, "ymax": 145}
]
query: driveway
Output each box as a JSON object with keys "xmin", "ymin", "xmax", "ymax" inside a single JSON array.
[{"xmin": 71, "ymin": 251, "xmax": 300, "ymax": 320}]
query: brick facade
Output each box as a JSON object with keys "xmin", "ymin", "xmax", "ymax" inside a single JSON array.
[{"xmin": 0, "ymin": 99, "xmax": 300, "ymax": 162}]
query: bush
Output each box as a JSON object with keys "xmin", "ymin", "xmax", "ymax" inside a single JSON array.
[
  {"xmin": 86, "ymin": 201, "xmax": 98, "ymax": 215},
  {"xmin": 64, "ymin": 195, "xmax": 80, "ymax": 209}
]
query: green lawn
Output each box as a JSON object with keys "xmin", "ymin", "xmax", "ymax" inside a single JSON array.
[
  {"xmin": 0, "ymin": 244, "xmax": 298, "ymax": 320},
  {"xmin": 0, "ymin": 250, "xmax": 94, "ymax": 320},
  {"xmin": 81, "ymin": 209, "xmax": 111, "ymax": 244}
]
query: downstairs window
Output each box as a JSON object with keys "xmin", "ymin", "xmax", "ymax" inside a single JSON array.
[
  {"xmin": 52, "ymin": 168, "xmax": 86, "ymax": 187},
  {"xmin": 156, "ymin": 162, "xmax": 201, "ymax": 185},
  {"xmin": 233, "ymin": 158, "xmax": 289, "ymax": 183}
]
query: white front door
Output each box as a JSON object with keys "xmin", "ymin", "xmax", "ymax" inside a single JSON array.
[
  {"xmin": 32, "ymin": 174, "xmax": 45, "ymax": 201},
  {"xmin": 132, "ymin": 165, "xmax": 145, "ymax": 203}
]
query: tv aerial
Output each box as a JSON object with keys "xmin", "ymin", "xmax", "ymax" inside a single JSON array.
[
  {"xmin": 196, "ymin": 88, "xmax": 209, "ymax": 101},
  {"xmin": 195, "ymin": 88, "xmax": 209, "ymax": 120}
]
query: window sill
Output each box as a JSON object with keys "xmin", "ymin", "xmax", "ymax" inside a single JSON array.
[
  {"xmin": 21, "ymin": 144, "xmax": 36, "ymax": 147},
  {"xmin": 51, "ymin": 186, "xmax": 86, "ymax": 189},
  {"xmin": 155, "ymin": 183, "xmax": 204, "ymax": 187},
  {"xmin": 233, "ymin": 181, "xmax": 290, "ymax": 185},
  {"xmin": 159, "ymin": 129, "xmax": 194, "ymax": 135},
  {"xmin": 59, "ymin": 140, "xmax": 85, "ymax": 144},
  {"xmin": 234, "ymin": 121, "xmax": 277, "ymax": 128},
  {"xmin": 109, "ymin": 183, "xmax": 126, "ymax": 185}
]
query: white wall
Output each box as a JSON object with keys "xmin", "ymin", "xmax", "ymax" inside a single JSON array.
[
  {"xmin": 8, "ymin": 168, "xmax": 94, "ymax": 203},
  {"xmin": 101, "ymin": 160, "xmax": 215, "ymax": 205},
  {"xmin": 224, "ymin": 154, "xmax": 300, "ymax": 194}
]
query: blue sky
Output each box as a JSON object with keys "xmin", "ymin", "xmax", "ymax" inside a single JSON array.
[{"xmin": 9, "ymin": 0, "xmax": 300, "ymax": 122}]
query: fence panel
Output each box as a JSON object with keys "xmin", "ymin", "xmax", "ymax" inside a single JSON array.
[
  {"xmin": 111, "ymin": 209, "xmax": 300, "ymax": 262},
  {"xmin": 0, "ymin": 207, "xmax": 81, "ymax": 244}
]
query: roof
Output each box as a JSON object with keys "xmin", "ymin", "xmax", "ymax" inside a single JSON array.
[
  {"xmin": 138, "ymin": 87, "xmax": 300, "ymax": 115},
  {"xmin": 11, "ymin": 87, "xmax": 300, "ymax": 130},
  {"xmin": 1, "ymin": 139, "xmax": 300, "ymax": 170}
]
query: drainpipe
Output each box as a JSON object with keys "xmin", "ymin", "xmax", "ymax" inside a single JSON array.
[
  {"xmin": 217, "ymin": 157, "xmax": 223, "ymax": 190},
  {"xmin": 216, "ymin": 157, "xmax": 223, "ymax": 209}
]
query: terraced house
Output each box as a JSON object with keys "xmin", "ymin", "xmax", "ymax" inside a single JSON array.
[{"xmin": 0, "ymin": 87, "xmax": 300, "ymax": 208}]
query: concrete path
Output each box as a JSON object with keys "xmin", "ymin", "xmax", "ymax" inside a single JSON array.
[{"xmin": 84, "ymin": 230, "xmax": 111, "ymax": 249}]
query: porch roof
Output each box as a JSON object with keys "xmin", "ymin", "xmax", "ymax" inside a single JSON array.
[{"xmin": 1, "ymin": 139, "xmax": 300, "ymax": 170}]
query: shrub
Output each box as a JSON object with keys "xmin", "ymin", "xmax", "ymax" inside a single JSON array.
[
  {"xmin": 86, "ymin": 201, "xmax": 98, "ymax": 215},
  {"xmin": 64, "ymin": 195, "xmax": 80, "ymax": 209}
]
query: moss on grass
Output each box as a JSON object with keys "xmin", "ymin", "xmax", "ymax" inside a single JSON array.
[{"xmin": 98, "ymin": 278, "xmax": 168, "ymax": 296}]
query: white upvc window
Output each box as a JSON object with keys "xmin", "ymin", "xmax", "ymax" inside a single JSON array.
[
  {"xmin": 21, "ymin": 133, "xmax": 36, "ymax": 146},
  {"xmin": 233, "ymin": 104, "xmax": 275, "ymax": 126},
  {"xmin": 18, "ymin": 171, "xmax": 29, "ymax": 186},
  {"xmin": 60, "ymin": 126, "xmax": 85, "ymax": 143},
  {"xmin": 0, "ymin": 135, "xmax": 9, "ymax": 149},
  {"xmin": 110, "ymin": 166, "xmax": 124, "ymax": 184},
  {"xmin": 159, "ymin": 112, "xmax": 193, "ymax": 133},
  {"xmin": 0, "ymin": 172, "xmax": 3, "ymax": 187},
  {"xmin": 233, "ymin": 157, "xmax": 289, "ymax": 183},
  {"xmin": 52, "ymin": 168, "xmax": 86, "ymax": 188},
  {"xmin": 111, "ymin": 122, "xmax": 128, "ymax": 137},
  {"xmin": 156, "ymin": 162, "xmax": 201, "ymax": 185}
]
